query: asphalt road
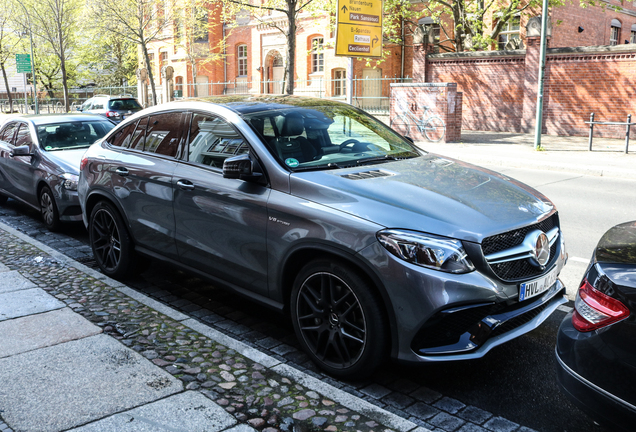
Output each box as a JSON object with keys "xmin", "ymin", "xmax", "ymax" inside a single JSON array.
[{"xmin": 2, "ymin": 166, "xmax": 633, "ymax": 432}]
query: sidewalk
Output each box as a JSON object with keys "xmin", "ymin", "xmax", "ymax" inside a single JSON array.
[
  {"xmin": 0, "ymin": 223, "xmax": 420, "ymax": 432},
  {"xmin": 417, "ymin": 131, "xmax": 636, "ymax": 179}
]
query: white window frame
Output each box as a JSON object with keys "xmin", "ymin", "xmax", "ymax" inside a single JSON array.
[
  {"xmin": 238, "ymin": 45, "xmax": 248, "ymax": 77},
  {"xmin": 333, "ymin": 69, "xmax": 346, "ymax": 96},
  {"xmin": 311, "ymin": 37, "xmax": 324, "ymax": 73},
  {"xmin": 498, "ymin": 15, "xmax": 521, "ymax": 50}
]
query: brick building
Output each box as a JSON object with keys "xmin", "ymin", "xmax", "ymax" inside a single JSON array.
[{"xmin": 142, "ymin": 0, "xmax": 636, "ymax": 107}]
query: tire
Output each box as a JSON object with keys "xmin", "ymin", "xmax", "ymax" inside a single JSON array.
[
  {"xmin": 89, "ymin": 201, "xmax": 135, "ymax": 279},
  {"xmin": 423, "ymin": 116, "xmax": 446, "ymax": 142},
  {"xmin": 291, "ymin": 259, "xmax": 388, "ymax": 379},
  {"xmin": 40, "ymin": 186, "xmax": 61, "ymax": 231}
]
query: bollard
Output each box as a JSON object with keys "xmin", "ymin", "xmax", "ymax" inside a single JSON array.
[
  {"xmin": 626, "ymin": 114, "xmax": 632, "ymax": 154},
  {"xmin": 588, "ymin": 112, "xmax": 595, "ymax": 151}
]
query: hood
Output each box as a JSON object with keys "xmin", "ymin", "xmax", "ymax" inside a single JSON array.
[
  {"xmin": 289, "ymin": 154, "xmax": 555, "ymax": 243},
  {"xmin": 42, "ymin": 148, "xmax": 86, "ymax": 175}
]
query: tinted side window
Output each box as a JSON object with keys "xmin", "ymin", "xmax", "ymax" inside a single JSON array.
[
  {"xmin": 108, "ymin": 122, "xmax": 136, "ymax": 147},
  {"xmin": 92, "ymin": 99, "xmax": 105, "ymax": 110},
  {"xmin": 128, "ymin": 117, "xmax": 148, "ymax": 151},
  {"xmin": 145, "ymin": 112, "xmax": 184, "ymax": 158},
  {"xmin": 14, "ymin": 124, "xmax": 34, "ymax": 148},
  {"xmin": 188, "ymin": 114, "xmax": 248, "ymax": 168},
  {"xmin": 0, "ymin": 123, "xmax": 18, "ymax": 143}
]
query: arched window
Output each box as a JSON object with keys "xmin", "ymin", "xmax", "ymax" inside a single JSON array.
[
  {"xmin": 610, "ymin": 19, "xmax": 621, "ymax": 46},
  {"xmin": 238, "ymin": 45, "xmax": 248, "ymax": 77},
  {"xmin": 311, "ymin": 37, "xmax": 324, "ymax": 73}
]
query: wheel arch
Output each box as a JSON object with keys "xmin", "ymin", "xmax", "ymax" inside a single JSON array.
[
  {"xmin": 279, "ymin": 244, "xmax": 399, "ymax": 358},
  {"xmin": 85, "ymin": 189, "xmax": 134, "ymax": 236}
]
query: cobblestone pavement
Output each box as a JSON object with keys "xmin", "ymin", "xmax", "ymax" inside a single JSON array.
[{"xmin": 0, "ymin": 199, "xmax": 602, "ymax": 432}]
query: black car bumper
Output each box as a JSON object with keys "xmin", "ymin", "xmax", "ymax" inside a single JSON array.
[{"xmin": 556, "ymin": 314, "xmax": 636, "ymax": 432}]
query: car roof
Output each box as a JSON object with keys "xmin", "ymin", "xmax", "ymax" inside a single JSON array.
[
  {"xmin": 14, "ymin": 114, "xmax": 113, "ymax": 126},
  {"xmin": 172, "ymin": 95, "xmax": 355, "ymax": 116}
]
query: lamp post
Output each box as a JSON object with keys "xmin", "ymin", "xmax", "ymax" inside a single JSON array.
[
  {"xmin": 533, "ymin": 2, "xmax": 549, "ymax": 150},
  {"xmin": 16, "ymin": 1, "xmax": 39, "ymax": 114}
]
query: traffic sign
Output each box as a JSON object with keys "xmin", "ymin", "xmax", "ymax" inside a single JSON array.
[
  {"xmin": 16, "ymin": 54, "xmax": 31, "ymax": 73},
  {"xmin": 335, "ymin": 0, "xmax": 383, "ymax": 57}
]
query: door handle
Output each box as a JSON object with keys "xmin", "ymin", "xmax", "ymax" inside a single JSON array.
[
  {"xmin": 115, "ymin": 167, "xmax": 129, "ymax": 176},
  {"xmin": 176, "ymin": 179, "xmax": 195, "ymax": 191}
]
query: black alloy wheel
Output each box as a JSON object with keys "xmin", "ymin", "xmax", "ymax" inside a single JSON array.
[
  {"xmin": 39, "ymin": 186, "xmax": 60, "ymax": 231},
  {"xmin": 291, "ymin": 260, "xmax": 388, "ymax": 379},
  {"xmin": 89, "ymin": 201, "xmax": 134, "ymax": 279}
]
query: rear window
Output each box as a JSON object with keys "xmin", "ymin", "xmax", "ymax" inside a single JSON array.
[
  {"xmin": 108, "ymin": 99, "xmax": 142, "ymax": 111},
  {"xmin": 37, "ymin": 121, "xmax": 115, "ymax": 150}
]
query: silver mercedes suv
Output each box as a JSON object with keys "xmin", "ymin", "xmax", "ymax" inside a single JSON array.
[{"xmin": 78, "ymin": 96, "xmax": 568, "ymax": 378}]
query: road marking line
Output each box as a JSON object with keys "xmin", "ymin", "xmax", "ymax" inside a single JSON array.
[{"xmin": 569, "ymin": 257, "xmax": 589, "ymax": 264}]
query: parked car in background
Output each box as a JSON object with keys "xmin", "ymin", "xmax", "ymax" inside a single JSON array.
[
  {"xmin": 556, "ymin": 221, "xmax": 636, "ymax": 431},
  {"xmin": 0, "ymin": 114, "xmax": 115, "ymax": 230},
  {"xmin": 79, "ymin": 95, "xmax": 568, "ymax": 378},
  {"xmin": 80, "ymin": 95, "xmax": 143, "ymax": 123}
]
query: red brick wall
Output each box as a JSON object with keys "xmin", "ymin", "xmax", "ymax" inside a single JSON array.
[
  {"xmin": 426, "ymin": 53, "xmax": 526, "ymax": 132},
  {"xmin": 390, "ymin": 83, "xmax": 462, "ymax": 142},
  {"xmin": 420, "ymin": 42, "xmax": 636, "ymax": 138}
]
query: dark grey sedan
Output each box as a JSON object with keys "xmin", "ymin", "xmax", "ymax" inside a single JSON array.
[
  {"xmin": 78, "ymin": 96, "xmax": 568, "ymax": 378},
  {"xmin": 0, "ymin": 114, "xmax": 114, "ymax": 230}
]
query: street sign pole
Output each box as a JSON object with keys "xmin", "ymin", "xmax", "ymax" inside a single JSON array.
[
  {"xmin": 23, "ymin": 73, "xmax": 28, "ymax": 114},
  {"xmin": 15, "ymin": 0, "xmax": 39, "ymax": 114},
  {"xmin": 533, "ymin": 0, "xmax": 549, "ymax": 150}
]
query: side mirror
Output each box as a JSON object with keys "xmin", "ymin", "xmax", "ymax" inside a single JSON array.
[
  {"xmin": 223, "ymin": 153, "xmax": 263, "ymax": 182},
  {"xmin": 10, "ymin": 145, "xmax": 33, "ymax": 158}
]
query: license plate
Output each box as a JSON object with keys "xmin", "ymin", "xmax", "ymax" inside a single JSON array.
[{"xmin": 519, "ymin": 267, "xmax": 558, "ymax": 301}]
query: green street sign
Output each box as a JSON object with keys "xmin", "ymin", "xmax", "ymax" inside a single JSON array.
[{"xmin": 16, "ymin": 54, "xmax": 31, "ymax": 73}]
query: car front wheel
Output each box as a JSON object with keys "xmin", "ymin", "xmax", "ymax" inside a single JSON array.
[
  {"xmin": 40, "ymin": 186, "xmax": 60, "ymax": 231},
  {"xmin": 89, "ymin": 201, "xmax": 134, "ymax": 279},
  {"xmin": 291, "ymin": 260, "xmax": 388, "ymax": 379}
]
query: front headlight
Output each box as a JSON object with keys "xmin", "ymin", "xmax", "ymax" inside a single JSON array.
[
  {"xmin": 60, "ymin": 173, "xmax": 79, "ymax": 191},
  {"xmin": 377, "ymin": 229, "xmax": 475, "ymax": 274}
]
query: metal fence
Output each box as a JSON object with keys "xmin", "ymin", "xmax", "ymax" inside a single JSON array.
[{"xmin": 1, "ymin": 78, "xmax": 409, "ymax": 116}]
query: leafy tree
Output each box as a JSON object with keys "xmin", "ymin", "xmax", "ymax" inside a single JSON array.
[
  {"xmin": 75, "ymin": 31, "xmax": 138, "ymax": 87},
  {"xmin": 0, "ymin": 0, "xmax": 21, "ymax": 112},
  {"xmin": 173, "ymin": 0, "xmax": 225, "ymax": 97},
  {"xmin": 86, "ymin": 0, "xmax": 173, "ymax": 105},
  {"xmin": 20, "ymin": 0, "xmax": 82, "ymax": 111},
  {"xmin": 219, "ymin": 0, "xmax": 334, "ymax": 95}
]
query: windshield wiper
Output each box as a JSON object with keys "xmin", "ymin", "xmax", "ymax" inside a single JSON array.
[
  {"xmin": 355, "ymin": 155, "xmax": 399, "ymax": 166},
  {"xmin": 292, "ymin": 162, "xmax": 342, "ymax": 172}
]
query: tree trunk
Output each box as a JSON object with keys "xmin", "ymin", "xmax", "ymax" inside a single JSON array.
[
  {"xmin": 57, "ymin": 17, "xmax": 70, "ymax": 112},
  {"xmin": 1, "ymin": 63, "xmax": 13, "ymax": 113},
  {"xmin": 141, "ymin": 42, "xmax": 158, "ymax": 105},
  {"xmin": 284, "ymin": 3, "xmax": 297, "ymax": 95}
]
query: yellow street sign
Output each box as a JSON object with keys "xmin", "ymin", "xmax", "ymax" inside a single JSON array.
[
  {"xmin": 335, "ymin": 24, "xmax": 383, "ymax": 57},
  {"xmin": 335, "ymin": 0, "xmax": 383, "ymax": 58}
]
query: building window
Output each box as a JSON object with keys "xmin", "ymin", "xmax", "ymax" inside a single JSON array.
[
  {"xmin": 238, "ymin": 45, "xmax": 248, "ymax": 77},
  {"xmin": 333, "ymin": 69, "xmax": 346, "ymax": 96},
  {"xmin": 498, "ymin": 15, "xmax": 521, "ymax": 50},
  {"xmin": 194, "ymin": 8, "xmax": 209, "ymax": 43},
  {"xmin": 630, "ymin": 24, "xmax": 636, "ymax": 44},
  {"xmin": 311, "ymin": 37, "xmax": 324, "ymax": 73},
  {"xmin": 610, "ymin": 19, "xmax": 621, "ymax": 46}
]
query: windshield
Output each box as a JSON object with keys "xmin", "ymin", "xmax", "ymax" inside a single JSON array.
[
  {"xmin": 243, "ymin": 105, "xmax": 421, "ymax": 171},
  {"xmin": 108, "ymin": 99, "xmax": 142, "ymax": 110},
  {"xmin": 37, "ymin": 120, "xmax": 115, "ymax": 151}
]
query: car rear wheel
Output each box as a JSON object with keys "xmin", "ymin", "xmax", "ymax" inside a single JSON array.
[
  {"xmin": 40, "ymin": 186, "xmax": 60, "ymax": 231},
  {"xmin": 89, "ymin": 201, "xmax": 134, "ymax": 279},
  {"xmin": 291, "ymin": 260, "xmax": 388, "ymax": 379}
]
